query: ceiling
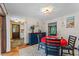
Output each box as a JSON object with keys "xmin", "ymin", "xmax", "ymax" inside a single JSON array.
[{"xmin": 5, "ymin": 3, "xmax": 79, "ymax": 20}]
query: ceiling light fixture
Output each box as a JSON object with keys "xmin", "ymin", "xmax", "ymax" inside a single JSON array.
[
  {"xmin": 14, "ymin": 19, "xmax": 20, "ymax": 22},
  {"xmin": 14, "ymin": 19, "xmax": 25, "ymax": 23},
  {"xmin": 41, "ymin": 6, "xmax": 53, "ymax": 15}
]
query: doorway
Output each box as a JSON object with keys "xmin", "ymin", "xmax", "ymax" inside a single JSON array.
[
  {"xmin": 12, "ymin": 24, "xmax": 20, "ymax": 39},
  {"xmin": 10, "ymin": 21, "xmax": 25, "ymax": 49}
]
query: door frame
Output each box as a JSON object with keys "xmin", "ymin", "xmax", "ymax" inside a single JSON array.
[
  {"xmin": 12, "ymin": 24, "xmax": 20, "ymax": 39},
  {"xmin": 0, "ymin": 16, "xmax": 6, "ymax": 53},
  {"xmin": 0, "ymin": 4, "xmax": 8, "ymax": 53}
]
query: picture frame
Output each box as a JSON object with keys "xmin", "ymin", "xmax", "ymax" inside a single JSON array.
[{"xmin": 66, "ymin": 16, "xmax": 75, "ymax": 28}]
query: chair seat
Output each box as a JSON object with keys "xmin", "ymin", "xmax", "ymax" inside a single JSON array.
[
  {"xmin": 38, "ymin": 42, "xmax": 46, "ymax": 49},
  {"xmin": 62, "ymin": 45, "xmax": 73, "ymax": 50},
  {"xmin": 39, "ymin": 42, "xmax": 45, "ymax": 45}
]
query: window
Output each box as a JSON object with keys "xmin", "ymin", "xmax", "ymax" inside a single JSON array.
[{"xmin": 48, "ymin": 22, "xmax": 57, "ymax": 36}]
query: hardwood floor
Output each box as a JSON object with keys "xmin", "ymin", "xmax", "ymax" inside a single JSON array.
[
  {"xmin": 2, "ymin": 44, "xmax": 29, "ymax": 56},
  {"xmin": 11, "ymin": 39, "xmax": 24, "ymax": 48}
]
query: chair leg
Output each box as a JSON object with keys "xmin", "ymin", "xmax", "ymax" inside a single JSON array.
[
  {"xmin": 72, "ymin": 50, "xmax": 74, "ymax": 56},
  {"xmin": 45, "ymin": 50, "xmax": 48, "ymax": 56},
  {"xmin": 46, "ymin": 53, "xmax": 47, "ymax": 56},
  {"xmin": 68, "ymin": 49, "xmax": 70, "ymax": 54},
  {"xmin": 61, "ymin": 48, "xmax": 63, "ymax": 56},
  {"xmin": 38, "ymin": 44, "xmax": 40, "ymax": 50},
  {"xmin": 45, "ymin": 44, "xmax": 48, "ymax": 56}
]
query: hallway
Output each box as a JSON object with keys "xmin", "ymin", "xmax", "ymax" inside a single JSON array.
[{"xmin": 11, "ymin": 39, "xmax": 24, "ymax": 48}]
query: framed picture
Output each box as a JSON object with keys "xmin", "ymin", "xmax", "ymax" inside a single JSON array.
[{"xmin": 66, "ymin": 16, "xmax": 75, "ymax": 28}]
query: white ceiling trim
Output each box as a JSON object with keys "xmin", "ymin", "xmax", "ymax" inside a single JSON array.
[{"xmin": 0, "ymin": 3, "xmax": 8, "ymax": 16}]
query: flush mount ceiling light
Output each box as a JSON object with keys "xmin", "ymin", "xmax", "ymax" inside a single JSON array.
[
  {"xmin": 15, "ymin": 19, "xmax": 26, "ymax": 24},
  {"xmin": 14, "ymin": 19, "xmax": 20, "ymax": 22},
  {"xmin": 41, "ymin": 6, "xmax": 54, "ymax": 15}
]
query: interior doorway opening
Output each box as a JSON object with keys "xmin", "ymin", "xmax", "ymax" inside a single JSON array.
[
  {"xmin": 12, "ymin": 24, "xmax": 20, "ymax": 39},
  {"xmin": 10, "ymin": 20, "xmax": 25, "ymax": 50}
]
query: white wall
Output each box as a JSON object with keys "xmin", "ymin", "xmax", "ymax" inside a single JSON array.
[
  {"xmin": 24, "ymin": 18, "xmax": 45, "ymax": 44},
  {"xmin": 44, "ymin": 12, "xmax": 79, "ymax": 48},
  {"xmin": 6, "ymin": 15, "xmax": 11, "ymax": 52}
]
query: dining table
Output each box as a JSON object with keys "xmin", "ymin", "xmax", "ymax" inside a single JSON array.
[
  {"xmin": 41, "ymin": 36, "xmax": 68, "ymax": 46},
  {"xmin": 40, "ymin": 36, "xmax": 68, "ymax": 56}
]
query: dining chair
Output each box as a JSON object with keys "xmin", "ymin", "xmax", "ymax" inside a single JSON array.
[
  {"xmin": 61, "ymin": 35, "xmax": 77, "ymax": 56},
  {"xmin": 37, "ymin": 34, "xmax": 46, "ymax": 50},
  {"xmin": 45, "ymin": 38, "xmax": 60, "ymax": 56}
]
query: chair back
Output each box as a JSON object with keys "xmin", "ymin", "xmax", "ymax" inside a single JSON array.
[
  {"xmin": 46, "ymin": 38, "xmax": 60, "ymax": 56},
  {"xmin": 46, "ymin": 38, "xmax": 60, "ymax": 46},
  {"xmin": 68, "ymin": 35, "xmax": 77, "ymax": 48}
]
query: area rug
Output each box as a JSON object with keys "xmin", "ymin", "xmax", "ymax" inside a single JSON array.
[
  {"xmin": 19, "ymin": 44, "xmax": 78, "ymax": 56},
  {"xmin": 19, "ymin": 44, "xmax": 46, "ymax": 56}
]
